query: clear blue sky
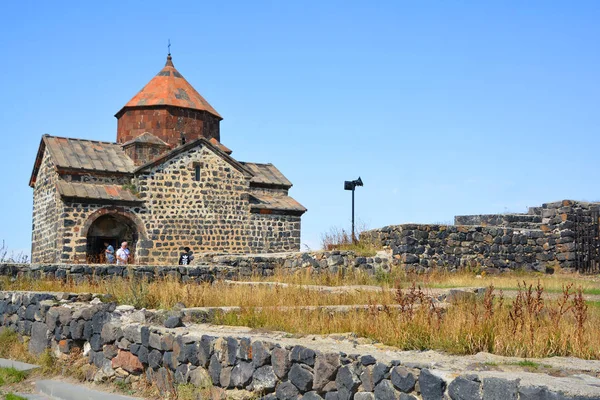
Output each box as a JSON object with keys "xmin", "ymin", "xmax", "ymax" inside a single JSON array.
[{"xmin": 1, "ymin": 1, "xmax": 599, "ymax": 255}]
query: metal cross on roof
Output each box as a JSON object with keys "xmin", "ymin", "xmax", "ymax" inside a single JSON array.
[{"xmin": 168, "ymin": 39, "xmax": 171, "ymax": 55}]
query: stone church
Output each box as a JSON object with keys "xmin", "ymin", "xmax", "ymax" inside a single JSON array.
[{"xmin": 29, "ymin": 54, "xmax": 306, "ymax": 264}]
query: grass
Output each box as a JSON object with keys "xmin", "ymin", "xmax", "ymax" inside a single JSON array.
[
  {"xmin": 320, "ymin": 225, "xmax": 382, "ymax": 256},
  {"xmin": 5, "ymin": 394, "xmax": 27, "ymax": 400},
  {"xmin": 0, "ymin": 367, "xmax": 27, "ymax": 386}
]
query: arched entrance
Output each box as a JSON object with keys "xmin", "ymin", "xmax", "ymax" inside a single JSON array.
[{"xmin": 86, "ymin": 214, "xmax": 138, "ymax": 263}]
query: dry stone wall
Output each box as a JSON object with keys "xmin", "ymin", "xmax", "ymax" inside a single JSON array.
[{"xmin": 0, "ymin": 290, "xmax": 596, "ymax": 399}]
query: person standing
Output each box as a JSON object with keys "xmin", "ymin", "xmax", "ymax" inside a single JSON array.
[
  {"xmin": 178, "ymin": 247, "xmax": 194, "ymax": 265},
  {"xmin": 104, "ymin": 242, "xmax": 115, "ymax": 264},
  {"xmin": 116, "ymin": 241, "xmax": 130, "ymax": 265}
]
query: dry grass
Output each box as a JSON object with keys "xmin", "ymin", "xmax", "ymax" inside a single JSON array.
[
  {"xmin": 213, "ymin": 282, "xmax": 600, "ymax": 359},
  {"xmin": 320, "ymin": 225, "xmax": 382, "ymax": 256}
]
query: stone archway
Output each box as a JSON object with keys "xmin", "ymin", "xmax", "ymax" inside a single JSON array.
[{"xmin": 86, "ymin": 214, "xmax": 137, "ymax": 263}]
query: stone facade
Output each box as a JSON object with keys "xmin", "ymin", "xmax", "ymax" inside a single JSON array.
[
  {"xmin": 0, "ymin": 290, "xmax": 594, "ymax": 399},
  {"xmin": 29, "ymin": 55, "xmax": 306, "ymax": 264},
  {"xmin": 116, "ymin": 107, "xmax": 221, "ymax": 146}
]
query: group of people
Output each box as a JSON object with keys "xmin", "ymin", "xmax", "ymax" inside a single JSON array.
[
  {"xmin": 103, "ymin": 242, "xmax": 194, "ymax": 265},
  {"xmin": 103, "ymin": 241, "xmax": 130, "ymax": 265}
]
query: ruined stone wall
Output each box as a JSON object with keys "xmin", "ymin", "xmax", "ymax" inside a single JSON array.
[
  {"xmin": 0, "ymin": 291, "xmax": 590, "ymax": 399},
  {"xmin": 116, "ymin": 107, "xmax": 221, "ymax": 147},
  {"xmin": 136, "ymin": 145, "xmax": 252, "ymax": 259},
  {"xmin": 248, "ymin": 214, "xmax": 301, "ymax": 253},
  {"xmin": 31, "ymin": 149, "xmax": 63, "ymax": 263},
  {"xmin": 362, "ymin": 224, "xmax": 560, "ymax": 273}
]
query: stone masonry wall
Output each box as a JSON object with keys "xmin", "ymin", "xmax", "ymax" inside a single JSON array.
[
  {"xmin": 0, "ymin": 291, "xmax": 593, "ymax": 399},
  {"xmin": 248, "ymin": 214, "xmax": 302, "ymax": 253},
  {"xmin": 135, "ymin": 144, "xmax": 252, "ymax": 256},
  {"xmin": 117, "ymin": 107, "xmax": 221, "ymax": 147},
  {"xmin": 31, "ymin": 148, "xmax": 62, "ymax": 263},
  {"xmin": 362, "ymin": 224, "xmax": 559, "ymax": 273}
]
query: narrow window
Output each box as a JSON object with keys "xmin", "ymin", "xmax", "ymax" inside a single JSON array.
[{"xmin": 194, "ymin": 163, "xmax": 201, "ymax": 182}]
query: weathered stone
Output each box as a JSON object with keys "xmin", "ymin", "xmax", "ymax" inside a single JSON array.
[
  {"xmin": 31, "ymin": 322, "xmax": 51, "ymax": 356},
  {"xmin": 518, "ymin": 386, "xmax": 550, "ymax": 400},
  {"xmin": 90, "ymin": 333, "xmax": 103, "ymax": 352},
  {"xmin": 335, "ymin": 365, "xmax": 360, "ymax": 396},
  {"xmin": 482, "ymin": 377, "xmax": 519, "ymax": 400},
  {"xmin": 199, "ymin": 335, "xmax": 215, "ymax": 367},
  {"xmin": 163, "ymin": 351, "xmax": 176, "ymax": 370},
  {"xmin": 164, "ymin": 315, "xmax": 183, "ymax": 329},
  {"xmin": 314, "ymin": 352, "xmax": 340, "ymax": 391},
  {"xmin": 276, "ymin": 380, "xmax": 300, "ymax": 399},
  {"xmin": 58, "ymin": 339, "xmax": 71, "ymax": 354},
  {"xmin": 252, "ymin": 365, "xmax": 278, "ymax": 392},
  {"xmin": 141, "ymin": 326, "xmax": 150, "ymax": 347},
  {"xmin": 103, "ymin": 344, "xmax": 119, "ymax": 359},
  {"xmin": 449, "ymin": 376, "xmax": 482, "ymax": 400},
  {"xmin": 220, "ymin": 366, "xmax": 233, "ymax": 388},
  {"xmin": 359, "ymin": 355, "xmax": 376, "ymax": 366},
  {"xmin": 148, "ymin": 349, "xmax": 163, "ymax": 370},
  {"xmin": 231, "ymin": 361, "xmax": 254, "ymax": 389},
  {"xmin": 209, "ymin": 353, "xmax": 222, "ymax": 386},
  {"xmin": 273, "ymin": 346, "xmax": 292, "ymax": 379},
  {"xmin": 360, "ymin": 362, "xmax": 388, "ymax": 392},
  {"xmin": 154, "ymin": 367, "xmax": 176, "ymax": 398},
  {"xmin": 291, "ymin": 345, "xmax": 316, "ymax": 367},
  {"xmin": 189, "ymin": 366, "xmax": 212, "ymax": 387},
  {"xmin": 374, "ymin": 379, "xmax": 401, "ymax": 400},
  {"xmin": 161, "ymin": 333, "xmax": 174, "ymax": 351},
  {"xmin": 112, "ymin": 350, "xmax": 143, "ymax": 374},
  {"xmin": 123, "ymin": 324, "xmax": 142, "ymax": 343},
  {"xmin": 302, "ymin": 392, "xmax": 324, "ymax": 399},
  {"xmin": 252, "ymin": 340, "xmax": 271, "ymax": 367},
  {"xmin": 101, "ymin": 322, "xmax": 122, "ymax": 344},
  {"xmin": 149, "ymin": 332, "xmax": 162, "ymax": 349},
  {"xmin": 419, "ymin": 369, "xmax": 446, "ymax": 400},
  {"xmin": 354, "ymin": 393, "xmax": 375, "ymax": 400},
  {"xmin": 289, "ymin": 363, "xmax": 313, "ymax": 392},
  {"xmin": 138, "ymin": 345, "xmax": 149, "ymax": 364},
  {"xmin": 390, "ymin": 366, "xmax": 415, "ymax": 393}
]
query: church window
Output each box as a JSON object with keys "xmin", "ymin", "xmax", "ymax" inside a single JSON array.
[{"xmin": 194, "ymin": 163, "xmax": 201, "ymax": 181}]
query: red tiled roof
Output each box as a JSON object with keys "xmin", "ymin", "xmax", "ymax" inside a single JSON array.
[{"xmin": 117, "ymin": 55, "xmax": 221, "ymax": 118}]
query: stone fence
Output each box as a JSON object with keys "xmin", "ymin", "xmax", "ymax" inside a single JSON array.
[
  {"xmin": 1, "ymin": 290, "xmax": 595, "ymax": 399},
  {"xmin": 0, "ymin": 251, "xmax": 391, "ymax": 283}
]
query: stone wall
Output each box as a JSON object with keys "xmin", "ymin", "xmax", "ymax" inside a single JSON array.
[
  {"xmin": 248, "ymin": 214, "xmax": 302, "ymax": 253},
  {"xmin": 0, "ymin": 291, "xmax": 593, "ymax": 399},
  {"xmin": 31, "ymin": 149, "xmax": 61, "ymax": 263},
  {"xmin": 0, "ymin": 251, "xmax": 391, "ymax": 282},
  {"xmin": 116, "ymin": 106, "xmax": 221, "ymax": 147}
]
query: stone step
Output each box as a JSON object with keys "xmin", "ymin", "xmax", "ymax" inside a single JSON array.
[
  {"xmin": 35, "ymin": 380, "xmax": 144, "ymax": 400},
  {"xmin": 0, "ymin": 358, "xmax": 39, "ymax": 372}
]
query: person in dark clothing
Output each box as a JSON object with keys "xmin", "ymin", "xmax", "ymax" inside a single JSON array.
[{"xmin": 178, "ymin": 247, "xmax": 194, "ymax": 265}]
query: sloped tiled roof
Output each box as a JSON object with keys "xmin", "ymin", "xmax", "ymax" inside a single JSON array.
[
  {"xmin": 56, "ymin": 181, "xmax": 142, "ymax": 203},
  {"xmin": 43, "ymin": 135, "xmax": 135, "ymax": 173},
  {"xmin": 122, "ymin": 132, "xmax": 170, "ymax": 147},
  {"xmin": 117, "ymin": 55, "xmax": 221, "ymax": 119},
  {"xmin": 240, "ymin": 162, "xmax": 292, "ymax": 188},
  {"xmin": 249, "ymin": 193, "xmax": 306, "ymax": 214}
]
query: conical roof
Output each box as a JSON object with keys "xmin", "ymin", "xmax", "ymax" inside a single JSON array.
[{"xmin": 117, "ymin": 55, "xmax": 221, "ymax": 119}]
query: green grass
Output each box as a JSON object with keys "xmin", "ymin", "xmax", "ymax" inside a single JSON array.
[
  {"xmin": 5, "ymin": 394, "xmax": 28, "ymax": 400},
  {"xmin": 0, "ymin": 367, "xmax": 27, "ymax": 386},
  {"xmin": 515, "ymin": 360, "xmax": 540, "ymax": 368}
]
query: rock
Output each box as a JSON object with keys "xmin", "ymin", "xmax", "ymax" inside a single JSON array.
[
  {"xmin": 185, "ymin": 342, "xmax": 199, "ymax": 366},
  {"xmin": 209, "ymin": 353, "xmax": 222, "ymax": 386},
  {"xmin": 161, "ymin": 333, "xmax": 174, "ymax": 351},
  {"xmin": 518, "ymin": 386, "xmax": 550, "ymax": 400},
  {"xmin": 289, "ymin": 363, "xmax": 314, "ymax": 392},
  {"xmin": 154, "ymin": 367, "xmax": 177, "ymax": 398},
  {"xmin": 138, "ymin": 346, "xmax": 149, "ymax": 364},
  {"xmin": 253, "ymin": 341, "xmax": 272, "ymax": 367},
  {"xmin": 291, "ymin": 345, "xmax": 316, "ymax": 367},
  {"xmin": 253, "ymin": 365, "xmax": 278, "ymax": 392},
  {"xmin": 324, "ymin": 393, "xmax": 338, "ymax": 400},
  {"xmin": 390, "ymin": 366, "xmax": 416, "ymax": 393},
  {"xmin": 149, "ymin": 332, "xmax": 162, "ymax": 350},
  {"xmin": 163, "ymin": 351, "xmax": 176, "ymax": 370},
  {"xmin": 302, "ymin": 392, "xmax": 324, "ymax": 399},
  {"xmin": 111, "ymin": 350, "xmax": 144, "ymax": 374},
  {"xmin": 91, "ymin": 311, "xmax": 108, "ymax": 334},
  {"xmin": 148, "ymin": 349, "xmax": 163, "ymax": 370},
  {"xmin": 449, "ymin": 376, "xmax": 482, "ymax": 400},
  {"xmin": 220, "ymin": 366, "xmax": 233, "ymax": 388},
  {"xmin": 58, "ymin": 339, "xmax": 71, "ymax": 354},
  {"xmin": 374, "ymin": 379, "xmax": 401, "ymax": 400},
  {"xmin": 231, "ymin": 361, "xmax": 255, "ymax": 389},
  {"xmin": 399, "ymin": 394, "xmax": 417, "ymax": 400},
  {"xmin": 103, "ymin": 344, "xmax": 119, "ymax": 359},
  {"xmin": 100, "ymin": 322, "xmax": 122, "ymax": 344},
  {"xmin": 419, "ymin": 369, "xmax": 446, "ymax": 400},
  {"xmin": 335, "ymin": 365, "xmax": 360, "ymax": 394},
  {"xmin": 273, "ymin": 346, "xmax": 292, "ymax": 379},
  {"xmin": 313, "ymin": 352, "xmax": 340, "ymax": 391},
  {"xmin": 354, "ymin": 393, "xmax": 375, "ymax": 400},
  {"xmin": 69, "ymin": 319, "xmax": 85, "ymax": 340},
  {"xmin": 164, "ymin": 315, "xmax": 183, "ymax": 329},
  {"xmin": 94, "ymin": 359, "xmax": 115, "ymax": 383},
  {"xmin": 239, "ymin": 337, "xmax": 252, "ymax": 360},
  {"xmin": 359, "ymin": 355, "xmax": 376, "ymax": 366},
  {"xmin": 123, "ymin": 324, "xmax": 142, "ymax": 343},
  {"xmin": 482, "ymin": 377, "xmax": 519, "ymax": 400},
  {"xmin": 360, "ymin": 362, "xmax": 388, "ymax": 392},
  {"xmin": 199, "ymin": 335, "xmax": 215, "ymax": 367},
  {"xmin": 90, "ymin": 334, "xmax": 103, "ymax": 352},
  {"xmin": 276, "ymin": 380, "xmax": 300, "ymax": 399},
  {"xmin": 189, "ymin": 366, "xmax": 212, "ymax": 388}
]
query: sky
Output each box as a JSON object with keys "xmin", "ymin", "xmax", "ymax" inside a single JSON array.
[{"xmin": 1, "ymin": 1, "xmax": 599, "ymax": 256}]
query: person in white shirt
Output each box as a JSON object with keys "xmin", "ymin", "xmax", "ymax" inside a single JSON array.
[{"xmin": 116, "ymin": 241, "xmax": 130, "ymax": 265}]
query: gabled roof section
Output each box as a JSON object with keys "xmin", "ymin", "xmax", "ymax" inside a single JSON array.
[
  {"xmin": 29, "ymin": 135, "xmax": 135, "ymax": 187},
  {"xmin": 249, "ymin": 193, "xmax": 307, "ymax": 215},
  {"xmin": 57, "ymin": 181, "xmax": 142, "ymax": 204},
  {"xmin": 134, "ymin": 137, "xmax": 252, "ymax": 178},
  {"xmin": 240, "ymin": 162, "xmax": 292, "ymax": 188},
  {"xmin": 116, "ymin": 55, "xmax": 222, "ymax": 119},
  {"xmin": 122, "ymin": 132, "xmax": 171, "ymax": 147}
]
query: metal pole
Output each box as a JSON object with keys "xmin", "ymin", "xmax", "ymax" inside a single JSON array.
[{"xmin": 352, "ymin": 187, "xmax": 355, "ymax": 242}]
